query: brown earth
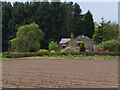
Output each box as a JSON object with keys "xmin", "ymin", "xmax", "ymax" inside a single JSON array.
[{"xmin": 2, "ymin": 58, "xmax": 118, "ymax": 88}]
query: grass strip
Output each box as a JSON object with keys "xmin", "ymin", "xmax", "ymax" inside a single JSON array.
[{"xmin": 1, "ymin": 55, "xmax": 119, "ymax": 60}]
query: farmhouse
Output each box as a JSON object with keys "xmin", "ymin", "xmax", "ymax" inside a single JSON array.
[{"xmin": 58, "ymin": 33, "xmax": 98, "ymax": 52}]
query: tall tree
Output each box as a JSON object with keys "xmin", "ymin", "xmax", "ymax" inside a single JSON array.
[
  {"xmin": 2, "ymin": 2, "xmax": 12, "ymax": 52},
  {"xmin": 84, "ymin": 10, "xmax": 94, "ymax": 38},
  {"xmin": 93, "ymin": 18, "xmax": 119, "ymax": 43},
  {"xmin": 72, "ymin": 3, "xmax": 82, "ymax": 23},
  {"xmin": 73, "ymin": 17, "xmax": 84, "ymax": 37},
  {"xmin": 64, "ymin": 2, "xmax": 74, "ymax": 37}
]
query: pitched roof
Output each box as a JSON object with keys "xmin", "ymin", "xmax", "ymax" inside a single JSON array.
[
  {"xmin": 83, "ymin": 36, "xmax": 98, "ymax": 44},
  {"xmin": 59, "ymin": 38, "xmax": 71, "ymax": 44}
]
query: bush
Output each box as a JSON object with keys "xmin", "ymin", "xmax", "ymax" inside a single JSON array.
[
  {"xmin": 98, "ymin": 39, "xmax": 120, "ymax": 52},
  {"xmin": 49, "ymin": 41, "xmax": 58, "ymax": 51},
  {"xmin": 50, "ymin": 50, "xmax": 55, "ymax": 53},
  {"xmin": 2, "ymin": 52, "xmax": 10, "ymax": 58},
  {"xmin": 61, "ymin": 47, "xmax": 77, "ymax": 52},
  {"xmin": 79, "ymin": 42, "xmax": 85, "ymax": 52},
  {"xmin": 60, "ymin": 52, "xmax": 69, "ymax": 55},
  {"xmin": 39, "ymin": 49, "xmax": 48, "ymax": 52}
]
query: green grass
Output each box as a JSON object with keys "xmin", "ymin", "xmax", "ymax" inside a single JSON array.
[{"xmin": 1, "ymin": 54, "xmax": 119, "ymax": 59}]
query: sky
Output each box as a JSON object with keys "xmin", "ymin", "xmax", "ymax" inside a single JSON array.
[
  {"xmin": 1, "ymin": 0, "xmax": 119, "ymax": 24},
  {"xmin": 79, "ymin": 2, "xmax": 118, "ymax": 24}
]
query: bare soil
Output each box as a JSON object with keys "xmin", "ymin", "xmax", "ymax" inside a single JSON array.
[{"xmin": 2, "ymin": 58, "xmax": 118, "ymax": 88}]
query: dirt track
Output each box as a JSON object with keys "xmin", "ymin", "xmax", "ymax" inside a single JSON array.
[{"xmin": 2, "ymin": 58, "xmax": 118, "ymax": 88}]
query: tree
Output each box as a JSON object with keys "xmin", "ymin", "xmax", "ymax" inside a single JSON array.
[
  {"xmin": 73, "ymin": 17, "xmax": 84, "ymax": 37},
  {"xmin": 103, "ymin": 22, "xmax": 119, "ymax": 41},
  {"xmin": 84, "ymin": 10, "xmax": 94, "ymax": 38},
  {"xmin": 79, "ymin": 42, "xmax": 85, "ymax": 52},
  {"xmin": 2, "ymin": 2, "xmax": 12, "ymax": 52},
  {"xmin": 11, "ymin": 23, "xmax": 44, "ymax": 52},
  {"xmin": 48, "ymin": 41, "xmax": 58, "ymax": 51},
  {"xmin": 72, "ymin": 3, "xmax": 82, "ymax": 23},
  {"xmin": 93, "ymin": 18, "xmax": 119, "ymax": 43},
  {"xmin": 64, "ymin": 2, "xmax": 74, "ymax": 37}
]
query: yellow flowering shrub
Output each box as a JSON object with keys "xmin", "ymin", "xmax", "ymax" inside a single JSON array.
[{"xmin": 39, "ymin": 49, "xmax": 48, "ymax": 52}]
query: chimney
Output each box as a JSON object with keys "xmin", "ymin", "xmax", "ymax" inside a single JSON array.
[{"xmin": 70, "ymin": 32, "xmax": 74, "ymax": 39}]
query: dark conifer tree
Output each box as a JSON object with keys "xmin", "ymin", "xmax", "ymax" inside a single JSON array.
[{"xmin": 84, "ymin": 10, "xmax": 94, "ymax": 38}]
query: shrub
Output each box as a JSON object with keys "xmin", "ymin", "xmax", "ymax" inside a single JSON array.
[
  {"xmin": 50, "ymin": 50, "xmax": 55, "ymax": 53},
  {"xmin": 60, "ymin": 52, "xmax": 69, "ymax": 55},
  {"xmin": 79, "ymin": 42, "xmax": 85, "ymax": 52},
  {"xmin": 98, "ymin": 39, "xmax": 120, "ymax": 52},
  {"xmin": 61, "ymin": 47, "xmax": 77, "ymax": 52},
  {"xmin": 39, "ymin": 49, "xmax": 48, "ymax": 52},
  {"xmin": 2, "ymin": 52, "xmax": 10, "ymax": 58},
  {"xmin": 49, "ymin": 41, "xmax": 58, "ymax": 51}
]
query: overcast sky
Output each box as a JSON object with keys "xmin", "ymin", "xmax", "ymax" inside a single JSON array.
[{"xmin": 1, "ymin": 0, "xmax": 119, "ymax": 24}]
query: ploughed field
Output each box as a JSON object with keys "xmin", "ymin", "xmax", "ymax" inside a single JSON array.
[{"xmin": 2, "ymin": 58, "xmax": 118, "ymax": 88}]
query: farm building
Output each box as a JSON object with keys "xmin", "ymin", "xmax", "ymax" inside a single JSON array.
[{"xmin": 58, "ymin": 33, "xmax": 98, "ymax": 52}]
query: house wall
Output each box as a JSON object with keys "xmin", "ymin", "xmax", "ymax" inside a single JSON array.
[
  {"xmin": 68, "ymin": 35, "xmax": 97, "ymax": 52},
  {"xmin": 57, "ymin": 42, "xmax": 69, "ymax": 51}
]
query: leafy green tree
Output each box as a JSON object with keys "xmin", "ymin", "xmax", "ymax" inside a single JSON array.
[
  {"xmin": 48, "ymin": 41, "xmax": 58, "ymax": 51},
  {"xmin": 11, "ymin": 23, "xmax": 44, "ymax": 52},
  {"xmin": 92, "ymin": 18, "xmax": 105, "ymax": 43},
  {"xmin": 103, "ymin": 22, "xmax": 119, "ymax": 41},
  {"xmin": 79, "ymin": 42, "xmax": 85, "ymax": 52},
  {"xmin": 98, "ymin": 39, "xmax": 120, "ymax": 52},
  {"xmin": 93, "ymin": 18, "xmax": 119, "ymax": 43}
]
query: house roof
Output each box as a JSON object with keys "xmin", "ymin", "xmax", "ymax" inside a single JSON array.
[
  {"xmin": 83, "ymin": 36, "xmax": 98, "ymax": 45},
  {"xmin": 59, "ymin": 38, "xmax": 71, "ymax": 44}
]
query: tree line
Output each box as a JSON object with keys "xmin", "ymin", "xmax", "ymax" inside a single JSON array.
[{"xmin": 2, "ymin": 1, "xmax": 94, "ymax": 52}]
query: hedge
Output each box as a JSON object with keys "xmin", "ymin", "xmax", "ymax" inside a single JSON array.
[{"xmin": 2, "ymin": 51, "xmax": 120, "ymax": 58}]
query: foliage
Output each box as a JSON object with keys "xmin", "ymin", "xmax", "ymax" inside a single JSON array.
[
  {"xmin": 50, "ymin": 50, "xmax": 56, "ymax": 53},
  {"xmin": 93, "ymin": 18, "xmax": 119, "ymax": 43},
  {"xmin": 79, "ymin": 42, "xmax": 85, "ymax": 52},
  {"xmin": 83, "ymin": 10, "xmax": 94, "ymax": 38},
  {"xmin": 74, "ymin": 17, "xmax": 84, "ymax": 37},
  {"xmin": 118, "ymin": 32, "xmax": 120, "ymax": 42},
  {"xmin": 48, "ymin": 41, "xmax": 58, "ymax": 51},
  {"xmin": 98, "ymin": 39, "xmax": 120, "ymax": 52},
  {"xmin": 102, "ymin": 22, "xmax": 119, "ymax": 41},
  {"xmin": 2, "ymin": 2, "xmax": 95, "ymax": 52},
  {"xmin": 2, "ymin": 51, "xmax": 120, "ymax": 58},
  {"xmin": 11, "ymin": 23, "xmax": 44, "ymax": 52},
  {"xmin": 2, "ymin": 2, "xmax": 12, "ymax": 52},
  {"xmin": 73, "ymin": 10, "xmax": 94, "ymax": 38},
  {"xmin": 39, "ymin": 49, "xmax": 48, "ymax": 52},
  {"xmin": 2, "ymin": 52, "xmax": 10, "ymax": 58},
  {"xmin": 61, "ymin": 46, "xmax": 77, "ymax": 52}
]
